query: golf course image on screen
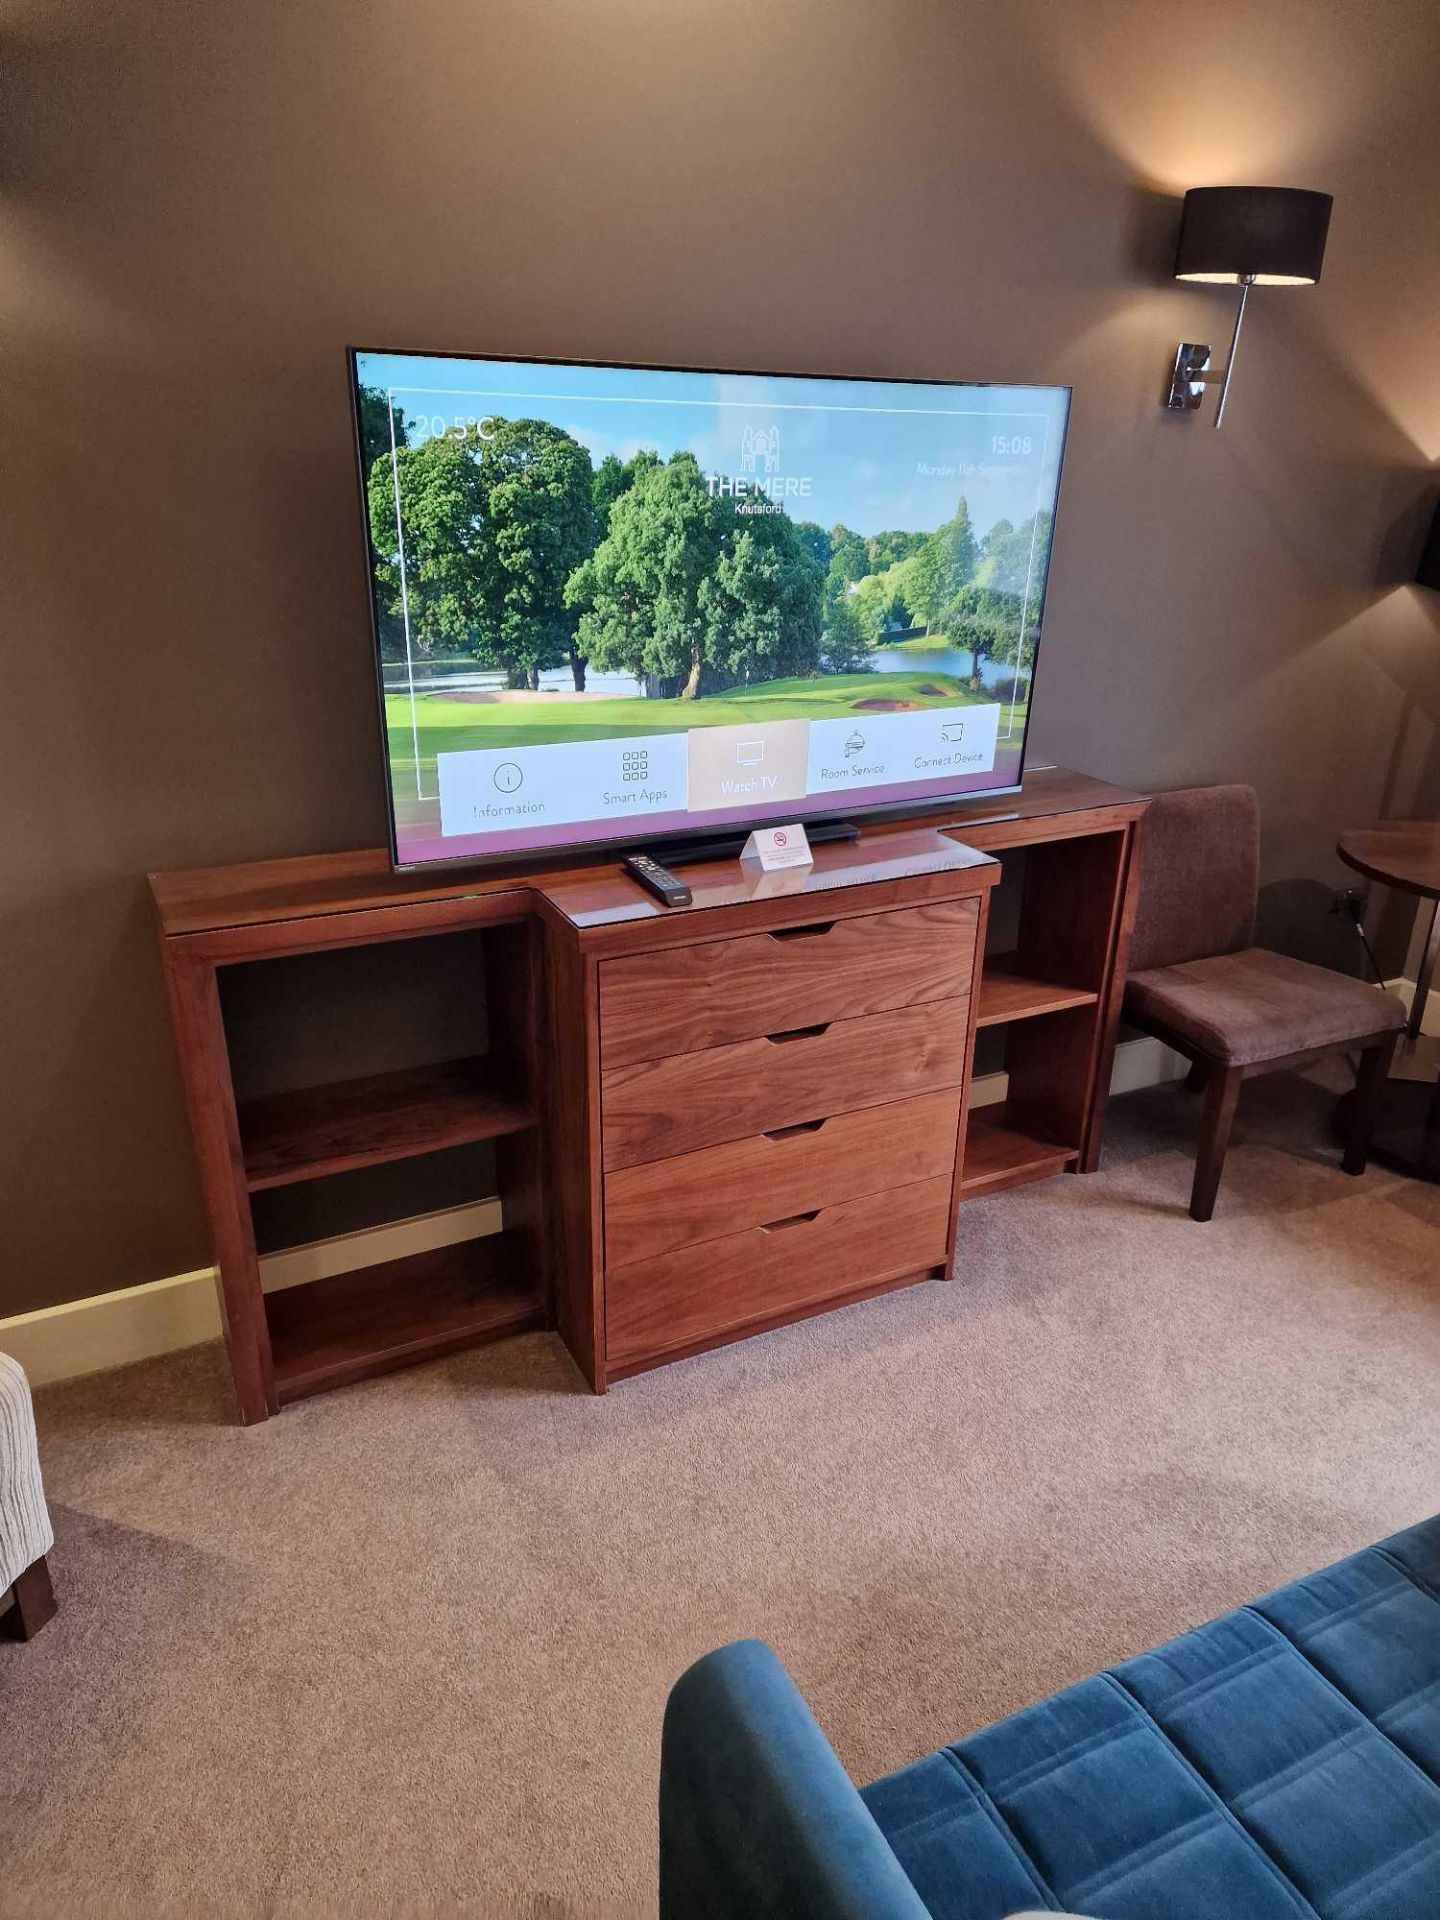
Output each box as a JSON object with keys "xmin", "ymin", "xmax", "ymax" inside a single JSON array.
[{"xmin": 352, "ymin": 352, "xmax": 1070, "ymax": 866}]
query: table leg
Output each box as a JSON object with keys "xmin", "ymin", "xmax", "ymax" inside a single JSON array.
[
  {"xmin": 1334, "ymin": 898, "xmax": 1440, "ymax": 1179},
  {"xmin": 1410, "ymin": 895, "xmax": 1440, "ymax": 1041}
]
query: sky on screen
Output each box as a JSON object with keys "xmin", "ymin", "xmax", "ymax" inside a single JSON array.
[{"xmin": 354, "ymin": 352, "xmax": 1068, "ymax": 540}]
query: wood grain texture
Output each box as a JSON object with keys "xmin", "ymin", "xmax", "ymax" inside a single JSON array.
[
  {"xmin": 150, "ymin": 849, "xmax": 542, "ymax": 937},
  {"xmin": 237, "ymin": 1057, "xmax": 534, "ymax": 1190},
  {"xmin": 540, "ymin": 828, "xmax": 995, "ymax": 936},
  {"xmin": 160, "ymin": 939, "xmax": 276, "ymax": 1422},
  {"xmin": 599, "ymin": 898, "xmax": 979, "ymax": 1067},
  {"xmin": 945, "ymin": 886, "xmax": 990, "ymax": 1273},
  {"xmin": 974, "ymin": 954, "xmax": 1099, "ymax": 1026},
  {"xmin": 600, "ymin": 996, "xmax": 970, "ymax": 1169},
  {"xmin": 604, "ymin": 1089, "xmax": 962, "ymax": 1268},
  {"xmin": 181, "ymin": 890, "xmax": 533, "ymax": 965},
  {"xmin": 148, "ymin": 767, "xmax": 1148, "ymax": 1409},
  {"xmin": 1005, "ymin": 1004, "xmax": 1101, "ymax": 1165},
  {"xmin": 604, "ymin": 1263, "xmax": 944, "ymax": 1382},
  {"xmin": 147, "ymin": 768, "xmax": 1143, "ymax": 937},
  {"xmin": 1003, "ymin": 831, "xmax": 1127, "ymax": 1163},
  {"xmin": 540, "ymin": 917, "xmax": 607, "ymax": 1390},
  {"xmin": 266, "ymin": 1235, "xmax": 543, "ymax": 1404},
  {"xmin": 1081, "ymin": 817, "xmax": 1145, "ymax": 1172},
  {"xmin": 1337, "ymin": 820, "xmax": 1440, "ymax": 899},
  {"xmin": 959, "ymin": 1104, "xmax": 1079, "ymax": 1197},
  {"xmin": 605, "ymin": 1175, "xmax": 954, "ymax": 1369},
  {"xmin": 484, "ymin": 918, "xmax": 550, "ymax": 1322}
]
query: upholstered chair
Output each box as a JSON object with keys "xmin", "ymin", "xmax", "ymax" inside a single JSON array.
[
  {"xmin": 1, "ymin": 1352, "xmax": 56, "ymax": 1639},
  {"xmin": 1123, "ymin": 786, "xmax": 1404, "ymax": 1221}
]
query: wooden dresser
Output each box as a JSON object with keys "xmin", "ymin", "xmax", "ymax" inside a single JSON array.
[
  {"xmin": 536, "ymin": 832, "xmax": 996, "ymax": 1386},
  {"xmin": 150, "ymin": 769, "xmax": 1146, "ymax": 1422}
]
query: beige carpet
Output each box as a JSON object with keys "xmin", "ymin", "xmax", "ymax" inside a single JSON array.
[{"xmin": 4, "ymin": 1078, "xmax": 1439, "ymax": 1917}]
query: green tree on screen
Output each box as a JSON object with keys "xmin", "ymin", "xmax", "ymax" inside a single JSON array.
[
  {"xmin": 366, "ymin": 435, "xmax": 487, "ymax": 657},
  {"xmin": 358, "ymin": 389, "xmax": 415, "ymax": 659},
  {"xmin": 909, "ymin": 497, "xmax": 977, "ymax": 632},
  {"xmin": 591, "ymin": 453, "xmax": 629, "ymax": 532},
  {"xmin": 566, "ymin": 449, "xmax": 663, "ymax": 687},
  {"xmin": 937, "ymin": 582, "xmax": 1022, "ymax": 691},
  {"xmin": 472, "ymin": 419, "xmax": 596, "ymax": 689},
  {"xmin": 867, "ymin": 528, "xmax": 926, "ymax": 569},
  {"xmin": 820, "ymin": 590, "xmax": 872, "ymax": 673},
  {"xmin": 977, "ymin": 509, "xmax": 1053, "ymax": 603},
  {"xmin": 366, "ymin": 418, "xmax": 597, "ymax": 685},
  {"xmin": 568, "ymin": 453, "xmax": 826, "ymax": 697},
  {"xmin": 827, "ymin": 525, "xmax": 870, "ymax": 587},
  {"xmin": 793, "ymin": 520, "xmax": 833, "ymax": 573},
  {"xmin": 568, "ymin": 453, "xmax": 724, "ymax": 697},
  {"xmin": 590, "ymin": 449, "xmax": 660, "ymax": 535},
  {"xmin": 357, "ymin": 385, "xmax": 409, "ymax": 471},
  {"xmin": 701, "ymin": 516, "xmax": 825, "ymax": 687},
  {"xmin": 850, "ymin": 563, "xmax": 912, "ymax": 644}
]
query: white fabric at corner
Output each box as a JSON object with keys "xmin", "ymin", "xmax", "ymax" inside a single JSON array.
[{"xmin": 0, "ymin": 1351, "xmax": 54, "ymax": 1591}]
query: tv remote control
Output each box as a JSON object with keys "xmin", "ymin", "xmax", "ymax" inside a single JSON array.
[{"xmin": 623, "ymin": 853, "xmax": 692, "ymax": 907}]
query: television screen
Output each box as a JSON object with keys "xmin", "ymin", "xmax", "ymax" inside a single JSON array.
[{"xmin": 350, "ymin": 350, "xmax": 1070, "ymax": 869}]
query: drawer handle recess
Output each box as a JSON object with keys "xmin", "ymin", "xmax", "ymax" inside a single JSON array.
[
  {"xmin": 763, "ymin": 1119, "xmax": 827, "ymax": 1142},
  {"xmin": 768, "ymin": 921, "xmax": 835, "ymax": 942},
  {"xmin": 765, "ymin": 1022, "xmax": 830, "ymax": 1045},
  {"xmin": 760, "ymin": 1209, "xmax": 822, "ymax": 1233}
]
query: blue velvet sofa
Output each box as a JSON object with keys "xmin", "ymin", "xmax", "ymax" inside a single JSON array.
[{"xmin": 660, "ymin": 1515, "xmax": 1440, "ymax": 1918}]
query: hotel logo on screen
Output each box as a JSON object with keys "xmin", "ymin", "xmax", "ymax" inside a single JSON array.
[{"xmin": 708, "ymin": 422, "xmax": 812, "ymax": 515}]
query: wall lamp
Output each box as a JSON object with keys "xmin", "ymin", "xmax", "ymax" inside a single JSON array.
[{"xmin": 1166, "ymin": 185, "xmax": 1333, "ymax": 428}]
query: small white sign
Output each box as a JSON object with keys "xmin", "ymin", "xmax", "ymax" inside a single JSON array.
[{"xmin": 740, "ymin": 822, "xmax": 813, "ymax": 872}]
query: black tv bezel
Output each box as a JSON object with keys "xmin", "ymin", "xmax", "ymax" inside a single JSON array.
[{"xmin": 346, "ymin": 345, "xmax": 1072, "ymax": 874}]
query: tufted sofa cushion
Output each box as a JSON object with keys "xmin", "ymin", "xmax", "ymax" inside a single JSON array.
[{"xmin": 862, "ymin": 1516, "xmax": 1440, "ymax": 1918}]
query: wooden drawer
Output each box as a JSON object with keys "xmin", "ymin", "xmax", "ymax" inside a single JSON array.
[
  {"xmin": 598, "ymin": 898, "xmax": 979, "ymax": 1067},
  {"xmin": 602, "ymin": 997, "xmax": 970, "ymax": 1169},
  {"xmin": 606, "ymin": 1175, "xmax": 953, "ymax": 1370},
  {"xmin": 605, "ymin": 1088, "xmax": 962, "ymax": 1268}
]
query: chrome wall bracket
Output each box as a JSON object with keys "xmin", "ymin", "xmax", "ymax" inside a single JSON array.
[
  {"xmin": 1167, "ymin": 343, "xmax": 1214, "ymax": 411},
  {"xmin": 1165, "ymin": 274, "xmax": 1255, "ymax": 428}
]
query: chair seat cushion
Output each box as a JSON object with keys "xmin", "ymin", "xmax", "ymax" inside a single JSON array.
[
  {"xmin": 1124, "ymin": 947, "xmax": 1403, "ymax": 1066},
  {"xmin": 863, "ymin": 1516, "xmax": 1440, "ymax": 1920}
]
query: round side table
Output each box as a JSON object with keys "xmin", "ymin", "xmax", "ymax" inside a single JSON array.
[{"xmin": 1336, "ymin": 820, "xmax": 1440, "ymax": 1182}]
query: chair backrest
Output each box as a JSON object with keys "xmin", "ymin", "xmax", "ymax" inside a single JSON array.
[{"xmin": 1128, "ymin": 784, "xmax": 1260, "ymax": 973}]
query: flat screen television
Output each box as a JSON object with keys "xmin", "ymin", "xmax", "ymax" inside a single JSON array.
[{"xmin": 349, "ymin": 349, "xmax": 1071, "ymax": 870}]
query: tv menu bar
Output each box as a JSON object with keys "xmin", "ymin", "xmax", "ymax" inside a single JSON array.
[{"xmin": 435, "ymin": 705, "xmax": 1002, "ymax": 839}]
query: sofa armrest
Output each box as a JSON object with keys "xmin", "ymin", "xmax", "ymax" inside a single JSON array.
[{"xmin": 659, "ymin": 1639, "xmax": 930, "ymax": 1920}]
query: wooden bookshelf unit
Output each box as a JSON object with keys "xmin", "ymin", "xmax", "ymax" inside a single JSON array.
[{"xmin": 150, "ymin": 767, "xmax": 1146, "ymax": 1423}]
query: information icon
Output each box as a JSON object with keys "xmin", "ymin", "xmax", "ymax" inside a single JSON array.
[{"xmin": 493, "ymin": 762, "xmax": 523, "ymax": 793}]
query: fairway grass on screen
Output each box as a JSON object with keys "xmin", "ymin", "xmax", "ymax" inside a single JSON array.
[{"xmin": 351, "ymin": 351, "xmax": 1070, "ymax": 868}]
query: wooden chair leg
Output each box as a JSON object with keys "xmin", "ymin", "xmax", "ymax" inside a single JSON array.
[
  {"xmin": 1191, "ymin": 1065, "xmax": 1242, "ymax": 1222},
  {"xmin": 1183, "ymin": 1058, "xmax": 1210, "ymax": 1093},
  {"xmin": 1343, "ymin": 1032, "xmax": 1398, "ymax": 1175},
  {"xmin": 3, "ymin": 1554, "xmax": 57, "ymax": 1641}
]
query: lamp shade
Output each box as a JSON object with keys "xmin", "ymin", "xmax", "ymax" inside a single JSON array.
[
  {"xmin": 1174, "ymin": 186, "xmax": 1333, "ymax": 286},
  {"xmin": 1418, "ymin": 499, "xmax": 1440, "ymax": 591}
]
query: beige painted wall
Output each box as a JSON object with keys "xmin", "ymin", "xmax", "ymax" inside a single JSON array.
[{"xmin": 2, "ymin": 0, "xmax": 1438, "ymax": 1313}]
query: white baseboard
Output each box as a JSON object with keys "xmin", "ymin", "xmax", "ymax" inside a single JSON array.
[
  {"xmin": 1, "ymin": 1198, "xmax": 503, "ymax": 1389},
  {"xmin": 0, "ymin": 1029, "xmax": 1215, "ymax": 1391}
]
